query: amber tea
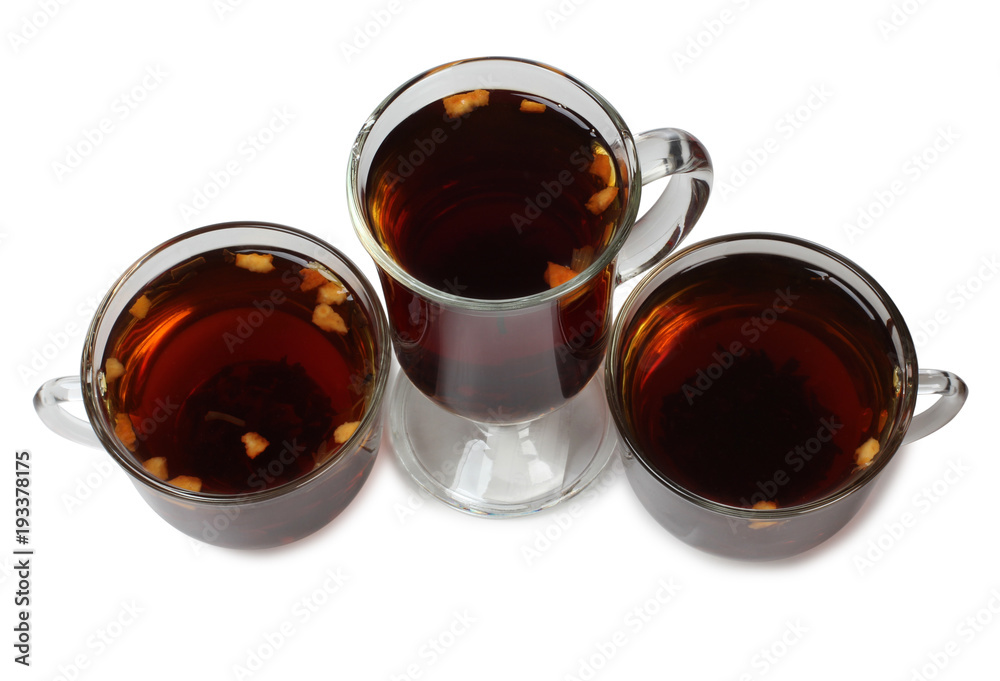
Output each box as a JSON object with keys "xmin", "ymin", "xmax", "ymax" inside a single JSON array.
[
  {"xmin": 101, "ymin": 248, "xmax": 376, "ymax": 494},
  {"xmin": 619, "ymin": 251, "xmax": 901, "ymax": 510},
  {"xmin": 365, "ymin": 88, "xmax": 624, "ymax": 420},
  {"xmin": 367, "ymin": 88, "xmax": 621, "ymax": 299}
]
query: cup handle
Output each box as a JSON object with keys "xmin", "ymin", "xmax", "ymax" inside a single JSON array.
[
  {"xmin": 616, "ymin": 128, "xmax": 713, "ymax": 284},
  {"xmin": 901, "ymin": 369, "xmax": 968, "ymax": 446},
  {"xmin": 34, "ymin": 376, "xmax": 102, "ymax": 448}
]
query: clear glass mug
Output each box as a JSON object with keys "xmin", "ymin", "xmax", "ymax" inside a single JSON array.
[
  {"xmin": 348, "ymin": 56, "xmax": 713, "ymax": 516},
  {"xmin": 606, "ymin": 233, "xmax": 968, "ymax": 560},
  {"xmin": 34, "ymin": 223, "xmax": 391, "ymax": 549}
]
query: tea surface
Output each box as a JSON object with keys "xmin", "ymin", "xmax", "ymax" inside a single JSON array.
[
  {"xmin": 366, "ymin": 88, "xmax": 621, "ymax": 299},
  {"xmin": 102, "ymin": 248, "xmax": 374, "ymax": 494},
  {"xmin": 622, "ymin": 252, "xmax": 900, "ymax": 508}
]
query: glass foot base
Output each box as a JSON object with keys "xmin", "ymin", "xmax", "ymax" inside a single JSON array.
[{"xmin": 386, "ymin": 370, "xmax": 617, "ymax": 517}]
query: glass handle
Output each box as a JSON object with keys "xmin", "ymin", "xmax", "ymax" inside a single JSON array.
[
  {"xmin": 902, "ymin": 369, "xmax": 968, "ymax": 446},
  {"xmin": 33, "ymin": 376, "xmax": 102, "ymax": 448},
  {"xmin": 616, "ymin": 128, "xmax": 713, "ymax": 284}
]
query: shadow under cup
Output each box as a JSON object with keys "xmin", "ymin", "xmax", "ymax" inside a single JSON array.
[
  {"xmin": 34, "ymin": 223, "xmax": 391, "ymax": 549},
  {"xmin": 606, "ymin": 233, "xmax": 968, "ymax": 560}
]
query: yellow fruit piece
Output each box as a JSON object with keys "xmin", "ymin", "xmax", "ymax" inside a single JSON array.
[
  {"xmin": 312, "ymin": 304, "xmax": 348, "ymax": 334},
  {"xmin": 169, "ymin": 475, "xmax": 203, "ymax": 492},
  {"xmin": 235, "ymin": 253, "xmax": 275, "ymax": 273},
  {"xmin": 114, "ymin": 413, "xmax": 137, "ymax": 451},
  {"xmin": 519, "ymin": 99, "xmax": 546, "ymax": 113},
  {"xmin": 142, "ymin": 456, "xmax": 168, "ymax": 480},
  {"xmin": 241, "ymin": 432, "xmax": 269, "ymax": 459},
  {"xmin": 105, "ymin": 357, "xmax": 125, "ymax": 382},
  {"xmin": 855, "ymin": 437, "xmax": 880, "ymax": 468},
  {"xmin": 317, "ymin": 281, "xmax": 348, "ymax": 306},
  {"xmin": 589, "ymin": 155, "xmax": 613, "ymax": 186},
  {"xmin": 299, "ymin": 267, "xmax": 327, "ymax": 291},
  {"xmin": 443, "ymin": 89, "xmax": 489, "ymax": 118},
  {"xmin": 749, "ymin": 500, "xmax": 778, "ymax": 529},
  {"xmin": 585, "ymin": 186, "xmax": 618, "ymax": 215},
  {"xmin": 129, "ymin": 294, "xmax": 152, "ymax": 319},
  {"xmin": 334, "ymin": 421, "xmax": 361, "ymax": 444}
]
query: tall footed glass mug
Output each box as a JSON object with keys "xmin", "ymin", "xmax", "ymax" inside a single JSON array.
[{"xmin": 348, "ymin": 57, "xmax": 713, "ymax": 515}]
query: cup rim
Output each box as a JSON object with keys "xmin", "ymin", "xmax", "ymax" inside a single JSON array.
[
  {"xmin": 346, "ymin": 55, "xmax": 642, "ymax": 312},
  {"xmin": 606, "ymin": 231, "xmax": 919, "ymax": 520},
  {"xmin": 81, "ymin": 221, "xmax": 392, "ymax": 506}
]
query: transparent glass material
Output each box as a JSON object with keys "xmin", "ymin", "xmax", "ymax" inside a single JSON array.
[
  {"xmin": 348, "ymin": 57, "xmax": 712, "ymax": 516},
  {"xmin": 606, "ymin": 233, "xmax": 968, "ymax": 560},
  {"xmin": 34, "ymin": 223, "xmax": 391, "ymax": 549}
]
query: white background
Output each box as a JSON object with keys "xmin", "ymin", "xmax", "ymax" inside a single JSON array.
[{"xmin": 3, "ymin": 1, "xmax": 998, "ymax": 679}]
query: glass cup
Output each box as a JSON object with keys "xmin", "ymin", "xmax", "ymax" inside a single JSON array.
[
  {"xmin": 348, "ymin": 56, "xmax": 713, "ymax": 516},
  {"xmin": 606, "ymin": 233, "xmax": 968, "ymax": 560},
  {"xmin": 34, "ymin": 222, "xmax": 391, "ymax": 549}
]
